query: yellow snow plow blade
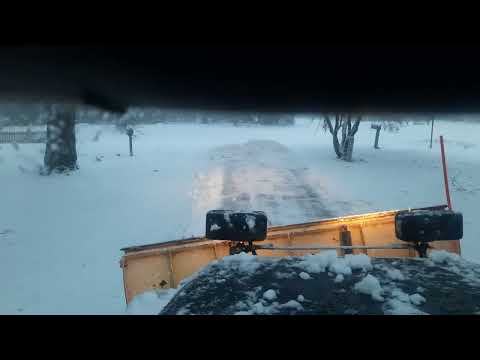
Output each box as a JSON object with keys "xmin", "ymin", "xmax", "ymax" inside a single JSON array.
[{"xmin": 120, "ymin": 205, "xmax": 461, "ymax": 304}]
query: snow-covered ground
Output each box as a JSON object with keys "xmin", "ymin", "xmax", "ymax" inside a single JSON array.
[{"xmin": 1, "ymin": 117, "xmax": 480, "ymax": 314}]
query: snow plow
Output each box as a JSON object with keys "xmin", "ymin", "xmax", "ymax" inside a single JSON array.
[{"xmin": 120, "ymin": 204, "xmax": 463, "ymax": 308}]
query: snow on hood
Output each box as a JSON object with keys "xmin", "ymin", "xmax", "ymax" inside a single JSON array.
[
  {"xmin": 428, "ymin": 250, "xmax": 480, "ymax": 287},
  {"xmin": 353, "ymin": 274, "xmax": 385, "ymax": 301},
  {"xmin": 296, "ymin": 250, "xmax": 373, "ymax": 276},
  {"xmin": 129, "ymin": 250, "xmax": 480, "ymax": 315}
]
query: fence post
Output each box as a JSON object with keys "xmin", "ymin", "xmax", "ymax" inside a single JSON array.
[{"xmin": 127, "ymin": 128, "xmax": 134, "ymax": 156}]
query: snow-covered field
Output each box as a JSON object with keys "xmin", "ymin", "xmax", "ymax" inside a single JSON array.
[{"xmin": 1, "ymin": 117, "xmax": 480, "ymax": 314}]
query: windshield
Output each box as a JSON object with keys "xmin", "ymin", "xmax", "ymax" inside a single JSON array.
[{"xmin": 1, "ymin": 106, "xmax": 478, "ymax": 314}]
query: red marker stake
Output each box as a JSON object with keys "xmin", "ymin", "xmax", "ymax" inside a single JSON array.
[{"xmin": 440, "ymin": 135, "xmax": 452, "ymax": 210}]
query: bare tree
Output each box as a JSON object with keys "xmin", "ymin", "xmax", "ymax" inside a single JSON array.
[
  {"xmin": 323, "ymin": 114, "xmax": 361, "ymax": 160},
  {"xmin": 44, "ymin": 104, "xmax": 78, "ymax": 174}
]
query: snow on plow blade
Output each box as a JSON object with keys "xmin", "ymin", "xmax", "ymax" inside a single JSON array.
[{"xmin": 120, "ymin": 205, "xmax": 461, "ymax": 304}]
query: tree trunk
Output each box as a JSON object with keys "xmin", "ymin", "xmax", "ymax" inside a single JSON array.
[
  {"xmin": 341, "ymin": 117, "xmax": 361, "ymax": 161},
  {"xmin": 332, "ymin": 131, "xmax": 342, "ymax": 158},
  {"xmin": 325, "ymin": 116, "xmax": 343, "ymax": 158},
  {"xmin": 44, "ymin": 106, "xmax": 78, "ymax": 174},
  {"xmin": 340, "ymin": 116, "xmax": 349, "ymax": 156}
]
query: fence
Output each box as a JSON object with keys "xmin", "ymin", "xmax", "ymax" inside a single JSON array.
[{"xmin": 0, "ymin": 131, "xmax": 47, "ymax": 144}]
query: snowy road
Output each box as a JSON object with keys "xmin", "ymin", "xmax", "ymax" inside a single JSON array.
[{"xmin": 192, "ymin": 140, "xmax": 333, "ymax": 227}]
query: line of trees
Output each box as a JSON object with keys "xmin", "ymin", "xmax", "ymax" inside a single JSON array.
[
  {"xmin": 0, "ymin": 104, "xmax": 296, "ymax": 128},
  {"xmin": 2, "ymin": 101, "xmax": 437, "ymax": 173}
]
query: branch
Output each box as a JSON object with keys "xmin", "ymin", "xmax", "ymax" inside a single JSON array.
[
  {"xmin": 324, "ymin": 116, "xmax": 334, "ymax": 135},
  {"xmin": 341, "ymin": 117, "xmax": 348, "ymax": 141},
  {"xmin": 350, "ymin": 116, "xmax": 361, "ymax": 135},
  {"xmin": 334, "ymin": 114, "xmax": 342, "ymax": 132}
]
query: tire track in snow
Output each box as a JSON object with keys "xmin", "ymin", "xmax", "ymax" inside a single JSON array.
[{"xmin": 193, "ymin": 140, "xmax": 333, "ymax": 226}]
